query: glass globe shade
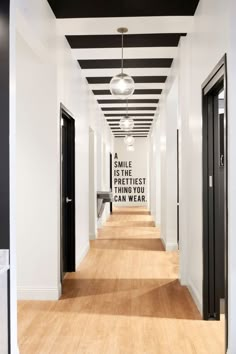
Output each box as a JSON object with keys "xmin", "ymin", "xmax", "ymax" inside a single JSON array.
[
  {"xmin": 127, "ymin": 145, "xmax": 135, "ymax": 152},
  {"xmin": 110, "ymin": 73, "xmax": 135, "ymax": 99},
  {"xmin": 119, "ymin": 116, "xmax": 135, "ymax": 131},
  {"xmin": 124, "ymin": 135, "xmax": 135, "ymax": 146}
]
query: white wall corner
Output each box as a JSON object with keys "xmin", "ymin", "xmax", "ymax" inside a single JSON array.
[
  {"xmin": 187, "ymin": 280, "xmax": 203, "ymax": 316},
  {"xmin": 98, "ymin": 205, "xmax": 110, "ymax": 228},
  {"xmin": 150, "ymin": 211, "xmax": 156, "ymax": 225},
  {"xmin": 76, "ymin": 242, "xmax": 90, "ymax": 269},
  {"xmin": 179, "ymin": 272, "xmax": 188, "ymax": 287},
  {"xmin": 89, "ymin": 232, "xmax": 97, "ymax": 240},
  {"xmin": 17, "ymin": 284, "xmax": 61, "ymax": 301}
]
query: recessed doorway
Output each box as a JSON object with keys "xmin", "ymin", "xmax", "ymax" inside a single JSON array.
[
  {"xmin": 202, "ymin": 56, "xmax": 228, "ymax": 351},
  {"xmin": 60, "ymin": 105, "xmax": 76, "ymax": 280}
]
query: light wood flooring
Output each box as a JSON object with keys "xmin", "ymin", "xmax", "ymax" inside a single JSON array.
[{"xmin": 18, "ymin": 207, "xmax": 225, "ymax": 353}]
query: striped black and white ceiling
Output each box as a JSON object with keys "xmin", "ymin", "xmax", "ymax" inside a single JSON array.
[{"xmin": 48, "ymin": 0, "xmax": 199, "ymax": 138}]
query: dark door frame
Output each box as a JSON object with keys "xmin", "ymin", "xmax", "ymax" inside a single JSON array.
[
  {"xmin": 202, "ymin": 55, "xmax": 228, "ymax": 350},
  {"xmin": 60, "ymin": 103, "xmax": 76, "ymax": 282},
  {"xmin": 177, "ymin": 129, "xmax": 180, "ymax": 247},
  {"xmin": 110, "ymin": 153, "xmax": 113, "ymax": 213},
  {"xmin": 0, "ymin": 1, "xmax": 10, "ymax": 352}
]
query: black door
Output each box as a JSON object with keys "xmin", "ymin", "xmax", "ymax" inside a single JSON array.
[
  {"xmin": 202, "ymin": 56, "xmax": 228, "ymax": 334},
  {"xmin": 0, "ymin": 1, "xmax": 10, "ymax": 352},
  {"xmin": 177, "ymin": 129, "xmax": 180, "ymax": 247},
  {"xmin": 61, "ymin": 107, "xmax": 75, "ymax": 276},
  {"xmin": 110, "ymin": 153, "xmax": 113, "ymax": 213}
]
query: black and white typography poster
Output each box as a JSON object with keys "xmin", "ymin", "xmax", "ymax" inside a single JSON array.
[{"xmin": 113, "ymin": 151, "xmax": 147, "ymax": 204}]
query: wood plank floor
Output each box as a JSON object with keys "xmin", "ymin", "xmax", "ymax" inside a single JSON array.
[{"xmin": 18, "ymin": 207, "xmax": 225, "ymax": 354}]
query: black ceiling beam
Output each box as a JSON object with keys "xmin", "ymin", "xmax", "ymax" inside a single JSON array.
[
  {"xmin": 68, "ymin": 34, "xmax": 186, "ymax": 48},
  {"xmin": 115, "ymin": 136, "xmax": 148, "ymax": 138},
  {"xmin": 87, "ymin": 76, "xmax": 167, "ymax": 84},
  {"xmin": 110, "ymin": 125, "xmax": 151, "ymax": 129},
  {"xmin": 98, "ymin": 99, "xmax": 159, "ymax": 104},
  {"xmin": 48, "ymin": 0, "xmax": 199, "ymax": 18},
  {"xmin": 102, "ymin": 107, "xmax": 156, "ymax": 111},
  {"xmin": 113, "ymin": 129, "xmax": 150, "ymax": 131},
  {"xmin": 79, "ymin": 58, "xmax": 173, "ymax": 69},
  {"xmin": 109, "ymin": 123, "xmax": 152, "ymax": 126},
  {"xmin": 93, "ymin": 89, "xmax": 162, "ymax": 95},
  {"xmin": 113, "ymin": 130, "xmax": 149, "ymax": 133},
  {"xmin": 105, "ymin": 114, "xmax": 154, "ymax": 117},
  {"xmin": 107, "ymin": 118, "xmax": 153, "ymax": 121}
]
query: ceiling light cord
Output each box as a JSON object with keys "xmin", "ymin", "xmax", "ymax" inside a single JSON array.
[
  {"xmin": 121, "ymin": 32, "xmax": 124, "ymax": 74},
  {"xmin": 109, "ymin": 27, "xmax": 135, "ymax": 100}
]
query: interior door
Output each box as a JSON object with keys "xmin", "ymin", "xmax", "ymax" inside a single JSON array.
[
  {"xmin": 0, "ymin": 1, "xmax": 10, "ymax": 352},
  {"xmin": 61, "ymin": 109, "xmax": 75, "ymax": 276}
]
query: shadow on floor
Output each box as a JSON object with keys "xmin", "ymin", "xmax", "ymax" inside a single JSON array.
[
  {"xmin": 105, "ymin": 221, "xmax": 156, "ymax": 228},
  {"xmin": 59, "ymin": 278, "xmax": 201, "ymax": 320},
  {"xmin": 112, "ymin": 211, "xmax": 151, "ymax": 216},
  {"xmin": 90, "ymin": 239, "xmax": 165, "ymax": 251}
]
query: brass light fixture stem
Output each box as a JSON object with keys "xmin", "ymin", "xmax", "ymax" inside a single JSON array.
[{"xmin": 117, "ymin": 27, "xmax": 128, "ymax": 75}]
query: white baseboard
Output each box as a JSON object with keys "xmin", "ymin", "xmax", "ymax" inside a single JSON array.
[
  {"xmin": 89, "ymin": 233, "xmax": 97, "ymax": 240},
  {"xmin": 97, "ymin": 205, "xmax": 111, "ymax": 228},
  {"xmin": 76, "ymin": 242, "xmax": 90, "ymax": 269},
  {"xmin": 17, "ymin": 283, "xmax": 61, "ymax": 301},
  {"xmin": 188, "ymin": 280, "xmax": 202, "ymax": 315},
  {"xmin": 161, "ymin": 238, "xmax": 178, "ymax": 252}
]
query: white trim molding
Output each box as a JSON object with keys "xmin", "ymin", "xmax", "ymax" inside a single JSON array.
[
  {"xmin": 17, "ymin": 284, "xmax": 62, "ymax": 301},
  {"xmin": 76, "ymin": 242, "xmax": 90, "ymax": 269},
  {"xmin": 161, "ymin": 238, "xmax": 178, "ymax": 252},
  {"xmin": 187, "ymin": 280, "xmax": 202, "ymax": 316}
]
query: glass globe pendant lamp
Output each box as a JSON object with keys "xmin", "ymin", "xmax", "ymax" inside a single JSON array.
[
  {"xmin": 124, "ymin": 135, "xmax": 135, "ymax": 146},
  {"xmin": 119, "ymin": 116, "xmax": 135, "ymax": 131},
  {"xmin": 110, "ymin": 28, "xmax": 135, "ymax": 100},
  {"xmin": 119, "ymin": 101, "xmax": 135, "ymax": 131},
  {"xmin": 127, "ymin": 144, "xmax": 135, "ymax": 152}
]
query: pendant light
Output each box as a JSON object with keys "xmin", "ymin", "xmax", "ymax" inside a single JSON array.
[
  {"xmin": 124, "ymin": 134, "xmax": 135, "ymax": 146},
  {"xmin": 127, "ymin": 145, "xmax": 135, "ymax": 152},
  {"xmin": 119, "ymin": 100, "xmax": 135, "ymax": 131},
  {"xmin": 110, "ymin": 28, "xmax": 135, "ymax": 100}
]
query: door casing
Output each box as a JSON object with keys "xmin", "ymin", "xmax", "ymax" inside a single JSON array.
[
  {"xmin": 60, "ymin": 104, "xmax": 76, "ymax": 282},
  {"xmin": 0, "ymin": 1, "xmax": 10, "ymax": 352},
  {"xmin": 202, "ymin": 55, "xmax": 228, "ymax": 351}
]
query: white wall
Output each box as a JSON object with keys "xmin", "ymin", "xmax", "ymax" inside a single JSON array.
[
  {"xmin": 158, "ymin": 77, "xmax": 178, "ymax": 251},
  {"xmin": 149, "ymin": 119, "xmax": 161, "ymax": 226},
  {"xmin": 148, "ymin": 2, "xmax": 236, "ymax": 351},
  {"xmin": 152, "ymin": 0, "xmax": 230, "ymax": 309},
  {"xmin": 113, "ymin": 138, "xmax": 148, "ymax": 207},
  {"xmin": 178, "ymin": 0, "xmax": 229, "ymax": 311},
  {"xmin": 89, "ymin": 128, "xmax": 97, "ymax": 240},
  {"xmin": 15, "ymin": 0, "xmax": 112, "ymax": 300},
  {"xmin": 150, "ymin": 0, "xmax": 235, "ymax": 349}
]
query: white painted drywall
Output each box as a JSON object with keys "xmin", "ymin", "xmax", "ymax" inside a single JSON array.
[
  {"xmin": 149, "ymin": 119, "xmax": 161, "ymax": 227},
  {"xmin": 15, "ymin": 0, "xmax": 112, "ymax": 301},
  {"xmin": 113, "ymin": 138, "xmax": 149, "ymax": 207},
  {"xmin": 150, "ymin": 0, "xmax": 231, "ymax": 332},
  {"xmin": 177, "ymin": 0, "xmax": 229, "ymax": 313},
  {"xmin": 89, "ymin": 128, "xmax": 97, "ymax": 240},
  {"xmin": 158, "ymin": 77, "xmax": 178, "ymax": 251}
]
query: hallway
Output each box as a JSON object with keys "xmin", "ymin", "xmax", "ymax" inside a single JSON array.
[{"xmin": 18, "ymin": 207, "xmax": 224, "ymax": 354}]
